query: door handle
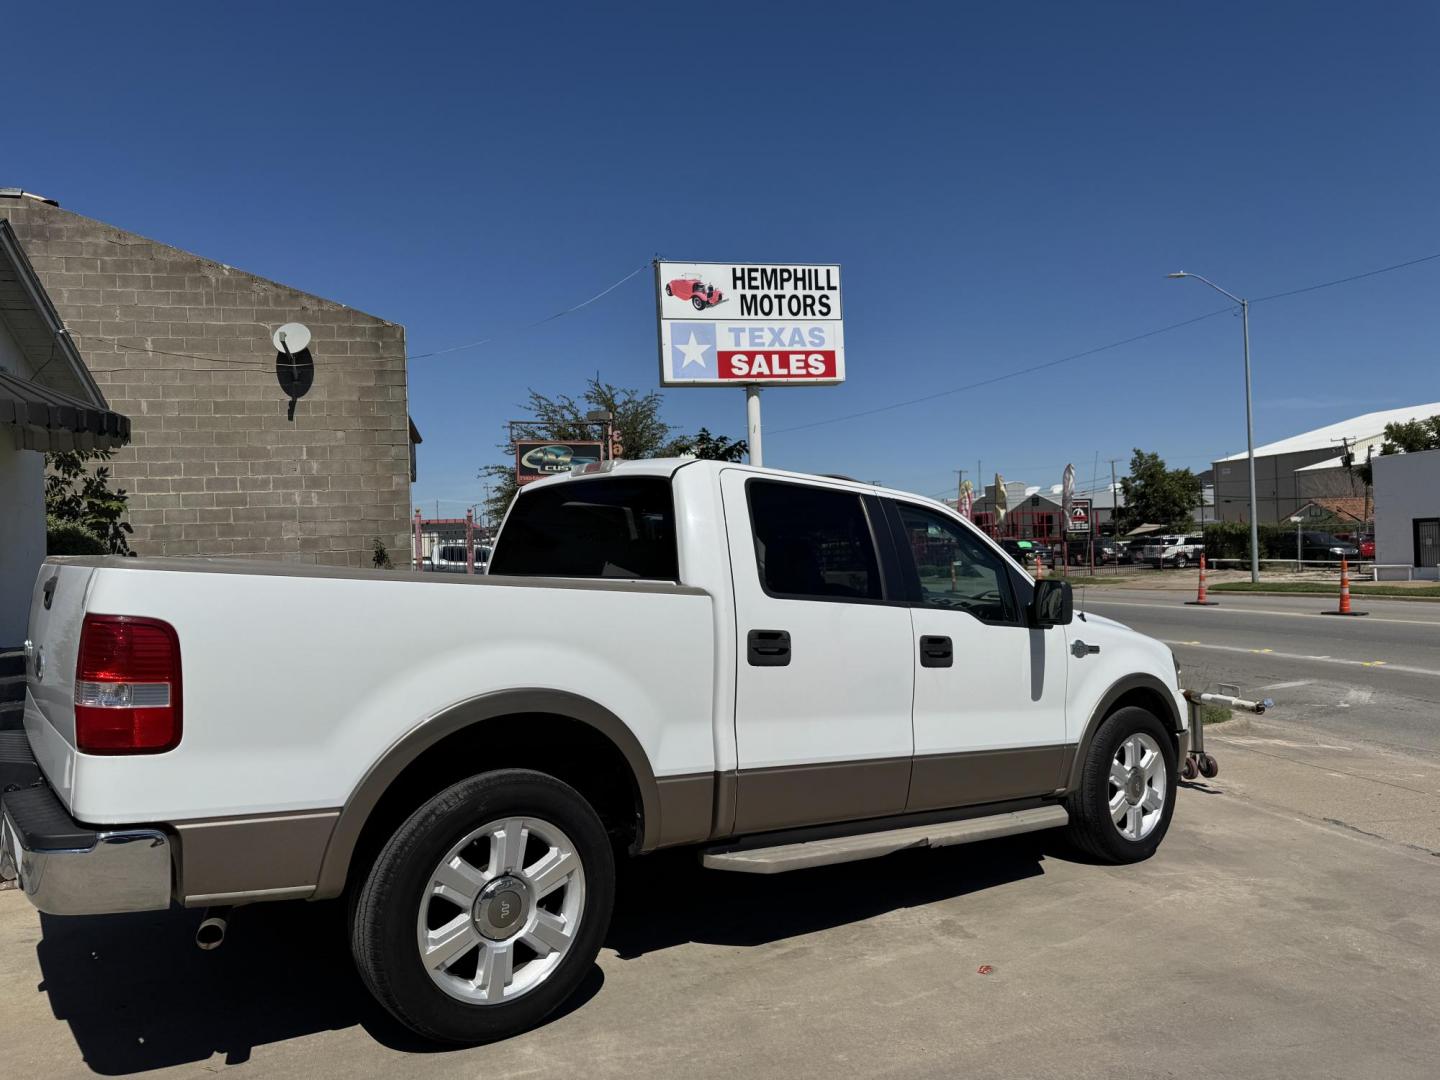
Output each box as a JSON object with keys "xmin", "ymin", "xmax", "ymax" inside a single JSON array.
[
  {"xmin": 1071, "ymin": 640, "xmax": 1101, "ymax": 658},
  {"xmin": 748, "ymin": 629, "xmax": 792, "ymax": 667},
  {"xmin": 919, "ymin": 634, "xmax": 953, "ymax": 668}
]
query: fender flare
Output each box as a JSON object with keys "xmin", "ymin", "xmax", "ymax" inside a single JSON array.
[
  {"xmin": 313, "ymin": 689, "xmax": 660, "ymax": 899},
  {"xmin": 1063, "ymin": 673, "xmax": 1182, "ymax": 793}
]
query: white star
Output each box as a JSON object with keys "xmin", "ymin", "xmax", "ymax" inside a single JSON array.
[{"xmin": 676, "ymin": 329, "xmax": 710, "ymax": 370}]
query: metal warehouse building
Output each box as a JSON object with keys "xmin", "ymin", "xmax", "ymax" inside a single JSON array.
[
  {"xmin": 1, "ymin": 189, "xmax": 416, "ymax": 567},
  {"xmin": 1210, "ymin": 401, "xmax": 1440, "ymax": 524}
]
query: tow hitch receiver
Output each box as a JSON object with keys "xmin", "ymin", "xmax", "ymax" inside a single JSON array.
[{"xmin": 1180, "ymin": 687, "xmax": 1273, "ymax": 781}]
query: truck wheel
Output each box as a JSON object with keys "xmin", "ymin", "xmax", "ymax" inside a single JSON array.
[
  {"xmin": 1175, "ymin": 555, "xmax": 1189, "ymax": 570},
  {"xmin": 350, "ymin": 769, "xmax": 615, "ymax": 1044},
  {"xmin": 1063, "ymin": 707, "xmax": 1177, "ymax": 864}
]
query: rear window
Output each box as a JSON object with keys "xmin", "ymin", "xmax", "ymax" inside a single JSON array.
[{"xmin": 489, "ymin": 477, "xmax": 678, "ymax": 580}]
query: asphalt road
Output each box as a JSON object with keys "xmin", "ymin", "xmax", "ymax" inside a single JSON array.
[{"xmin": 1082, "ymin": 589, "xmax": 1440, "ymax": 756}]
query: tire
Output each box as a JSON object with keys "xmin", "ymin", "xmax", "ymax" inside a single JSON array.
[
  {"xmin": 350, "ymin": 769, "xmax": 615, "ymax": 1044},
  {"xmin": 1175, "ymin": 555, "xmax": 1189, "ymax": 570},
  {"xmin": 1063, "ymin": 706, "xmax": 1178, "ymax": 863},
  {"xmin": 664, "ymin": 284, "xmax": 672, "ymax": 296},
  {"xmin": 691, "ymin": 295, "xmax": 706, "ymax": 311}
]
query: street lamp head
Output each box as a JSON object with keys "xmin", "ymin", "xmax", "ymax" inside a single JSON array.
[{"xmin": 1166, "ymin": 271, "xmax": 1188, "ymax": 279}]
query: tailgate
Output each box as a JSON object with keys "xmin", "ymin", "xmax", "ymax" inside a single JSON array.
[{"xmin": 22, "ymin": 561, "xmax": 95, "ymax": 800}]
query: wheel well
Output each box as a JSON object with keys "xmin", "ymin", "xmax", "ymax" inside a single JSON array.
[
  {"xmin": 1105, "ymin": 685, "xmax": 1184, "ymax": 753},
  {"xmin": 344, "ymin": 713, "xmax": 643, "ymax": 895}
]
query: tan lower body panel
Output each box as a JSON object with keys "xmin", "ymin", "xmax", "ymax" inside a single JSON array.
[
  {"xmin": 906, "ymin": 745, "xmax": 1068, "ymax": 812},
  {"xmin": 733, "ymin": 757, "xmax": 912, "ymax": 835},
  {"xmin": 173, "ymin": 810, "xmax": 340, "ymax": 906}
]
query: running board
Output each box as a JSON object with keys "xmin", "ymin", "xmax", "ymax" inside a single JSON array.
[{"xmin": 701, "ymin": 805, "xmax": 1069, "ymax": 874}]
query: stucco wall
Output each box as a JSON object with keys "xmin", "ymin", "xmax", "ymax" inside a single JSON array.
[{"xmin": 1373, "ymin": 448, "xmax": 1440, "ymax": 579}]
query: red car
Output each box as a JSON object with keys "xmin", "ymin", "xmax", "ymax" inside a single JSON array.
[
  {"xmin": 666, "ymin": 276, "xmax": 723, "ymax": 311},
  {"xmin": 1359, "ymin": 534, "xmax": 1375, "ymax": 559}
]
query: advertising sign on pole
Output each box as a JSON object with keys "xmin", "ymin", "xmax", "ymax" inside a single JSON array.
[
  {"xmin": 515, "ymin": 441, "xmax": 603, "ymax": 486},
  {"xmin": 1067, "ymin": 498, "xmax": 1093, "ymax": 536},
  {"xmin": 655, "ymin": 261, "xmax": 845, "ymax": 387}
]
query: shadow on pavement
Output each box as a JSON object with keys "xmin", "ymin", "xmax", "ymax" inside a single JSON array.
[
  {"xmin": 33, "ymin": 901, "xmax": 602, "ymax": 1073},
  {"xmin": 34, "ymin": 835, "xmax": 1049, "ymax": 1071},
  {"xmin": 607, "ymin": 835, "xmax": 1049, "ymax": 959}
]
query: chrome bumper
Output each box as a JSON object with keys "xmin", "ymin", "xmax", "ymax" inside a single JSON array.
[{"xmin": 1, "ymin": 788, "xmax": 172, "ymax": 916}]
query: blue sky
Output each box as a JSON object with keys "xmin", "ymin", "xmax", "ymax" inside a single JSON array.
[{"xmin": 7, "ymin": 1, "xmax": 1438, "ymax": 510}]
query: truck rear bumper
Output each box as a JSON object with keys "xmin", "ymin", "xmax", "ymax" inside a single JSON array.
[{"xmin": 1, "ymin": 740, "xmax": 172, "ymax": 916}]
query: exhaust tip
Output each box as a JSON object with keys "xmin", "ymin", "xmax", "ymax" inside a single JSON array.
[{"xmin": 196, "ymin": 916, "xmax": 227, "ymax": 950}]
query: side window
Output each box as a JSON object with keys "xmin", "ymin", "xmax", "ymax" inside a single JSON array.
[
  {"xmin": 893, "ymin": 502, "xmax": 1019, "ymax": 624},
  {"xmin": 748, "ymin": 480, "xmax": 882, "ymax": 601}
]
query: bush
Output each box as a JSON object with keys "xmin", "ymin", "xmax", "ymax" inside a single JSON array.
[{"xmin": 46, "ymin": 520, "xmax": 108, "ymax": 556}]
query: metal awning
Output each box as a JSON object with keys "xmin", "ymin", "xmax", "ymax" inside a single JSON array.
[{"xmin": 0, "ymin": 369, "xmax": 130, "ymax": 452}]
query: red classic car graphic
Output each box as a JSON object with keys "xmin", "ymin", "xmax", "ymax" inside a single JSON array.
[{"xmin": 665, "ymin": 275, "xmax": 723, "ymax": 311}]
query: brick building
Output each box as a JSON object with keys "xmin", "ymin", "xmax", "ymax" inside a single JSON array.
[{"xmin": 0, "ymin": 190, "xmax": 414, "ymax": 566}]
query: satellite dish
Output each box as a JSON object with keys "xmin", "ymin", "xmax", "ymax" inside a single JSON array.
[
  {"xmin": 273, "ymin": 322, "xmax": 315, "ymax": 420},
  {"xmin": 273, "ymin": 322, "xmax": 312, "ymax": 354}
]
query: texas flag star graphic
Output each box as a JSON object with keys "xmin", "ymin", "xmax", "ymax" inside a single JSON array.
[{"xmin": 670, "ymin": 323, "xmax": 714, "ymax": 373}]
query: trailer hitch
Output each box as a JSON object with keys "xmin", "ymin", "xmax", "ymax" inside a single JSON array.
[{"xmin": 1179, "ymin": 687, "xmax": 1274, "ymax": 780}]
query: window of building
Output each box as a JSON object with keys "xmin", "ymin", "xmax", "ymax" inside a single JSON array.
[
  {"xmin": 748, "ymin": 480, "xmax": 882, "ymax": 601},
  {"xmin": 893, "ymin": 502, "xmax": 1019, "ymax": 624},
  {"xmin": 489, "ymin": 477, "xmax": 678, "ymax": 580}
]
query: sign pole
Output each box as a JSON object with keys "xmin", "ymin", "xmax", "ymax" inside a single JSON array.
[{"xmin": 746, "ymin": 386, "xmax": 763, "ymax": 467}]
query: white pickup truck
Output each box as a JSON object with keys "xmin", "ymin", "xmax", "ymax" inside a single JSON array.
[{"xmin": 2, "ymin": 459, "xmax": 1188, "ymax": 1044}]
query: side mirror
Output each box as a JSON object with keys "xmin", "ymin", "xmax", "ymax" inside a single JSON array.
[{"xmin": 1031, "ymin": 579, "xmax": 1073, "ymax": 627}]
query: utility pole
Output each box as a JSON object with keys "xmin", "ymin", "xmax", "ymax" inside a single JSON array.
[
  {"xmin": 955, "ymin": 468, "xmax": 966, "ymax": 508},
  {"xmin": 1108, "ymin": 458, "xmax": 1121, "ymax": 534}
]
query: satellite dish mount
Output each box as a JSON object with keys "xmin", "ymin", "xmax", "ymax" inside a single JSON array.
[{"xmin": 272, "ymin": 322, "xmax": 315, "ymax": 420}]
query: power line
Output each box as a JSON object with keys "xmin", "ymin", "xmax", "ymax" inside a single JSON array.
[
  {"xmin": 770, "ymin": 307, "xmax": 1234, "ymax": 435},
  {"xmin": 1252, "ymin": 250, "xmax": 1440, "ymax": 303},
  {"xmin": 771, "ymin": 247, "xmax": 1440, "ymax": 438},
  {"xmin": 84, "ymin": 260, "xmax": 652, "ymax": 373}
]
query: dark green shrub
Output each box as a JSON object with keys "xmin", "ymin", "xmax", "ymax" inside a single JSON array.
[{"xmin": 46, "ymin": 519, "xmax": 108, "ymax": 556}]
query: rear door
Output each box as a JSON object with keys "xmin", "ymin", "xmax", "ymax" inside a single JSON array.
[{"xmin": 721, "ymin": 472, "xmax": 914, "ymax": 833}]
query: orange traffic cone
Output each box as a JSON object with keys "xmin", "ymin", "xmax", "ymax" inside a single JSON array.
[
  {"xmin": 1185, "ymin": 553, "xmax": 1218, "ymax": 606},
  {"xmin": 1322, "ymin": 556, "xmax": 1368, "ymax": 617}
]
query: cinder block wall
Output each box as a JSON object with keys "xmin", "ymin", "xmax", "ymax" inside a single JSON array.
[{"xmin": 2, "ymin": 197, "xmax": 411, "ymax": 567}]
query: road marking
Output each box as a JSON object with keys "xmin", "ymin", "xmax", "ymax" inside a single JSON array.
[
  {"xmin": 1257, "ymin": 680, "xmax": 1314, "ymax": 691},
  {"xmin": 1163, "ymin": 639, "xmax": 1440, "ymax": 679},
  {"xmin": 1088, "ymin": 598, "xmax": 1440, "ymax": 628}
]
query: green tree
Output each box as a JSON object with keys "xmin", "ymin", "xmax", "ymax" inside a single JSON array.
[
  {"xmin": 45, "ymin": 448, "xmax": 134, "ymax": 556},
  {"xmin": 1353, "ymin": 414, "xmax": 1440, "ymax": 485},
  {"xmin": 1116, "ymin": 449, "xmax": 1202, "ymax": 532},
  {"xmin": 665, "ymin": 427, "xmax": 748, "ymax": 462},
  {"xmin": 480, "ymin": 378, "xmax": 676, "ymax": 523}
]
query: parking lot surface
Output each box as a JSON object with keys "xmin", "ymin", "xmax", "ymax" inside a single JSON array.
[{"xmin": 2, "ymin": 764, "xmax": 1437, "ymax": 1080}]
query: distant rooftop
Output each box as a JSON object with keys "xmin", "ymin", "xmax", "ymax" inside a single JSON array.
[{"xmin": 1215, "ymin": 401, "xmax": 1440, "ymax": 462}]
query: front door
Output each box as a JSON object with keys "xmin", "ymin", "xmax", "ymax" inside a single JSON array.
[
  {"xmin": 885, "ymin": 499, "xmax": 1069, "ymax": 811},
  {"xmin": 722, "ymin": 472, "xmax": 915, "ymax": 834}
]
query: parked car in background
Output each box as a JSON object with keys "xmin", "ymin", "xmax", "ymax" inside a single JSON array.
[
  {"xmin": 1139, "ymin": 534, "xmax": 1205, "ymax": 569},
  {"xmin": 1066, "ymin": 539, "xmax": 1121, "ymax": 566},
  {"xmin": 428, "ymin": 544, "xmax": 492, "ymax": 572},
  {"xmin": 1297, "ymin": 531, "xmax": 1359, "ymax": 562},
  {"xmin": 999, "ymin": 538, "xmax": 1056, "ymax": 569},
  {"xmin": 1357, "ymin": 534, "xmax": 1375, "ymax": 559}
]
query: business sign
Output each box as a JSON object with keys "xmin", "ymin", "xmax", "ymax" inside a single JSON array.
[
  {"xmin": 656, "ymin": 261, "xmax": 845, "ymax": 386},
  {"xmin": 515, "ymin": 441, "xmax": 603, "ymax": 486},
  {"xmin": 1067, "ymin": 499, "xmax": 1092, "ymax": 536}
]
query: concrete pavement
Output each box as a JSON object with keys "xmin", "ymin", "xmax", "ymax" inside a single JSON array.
[{"xmin": 2, "ymin": 762, "xmax": 1438, "ymax": 1078}]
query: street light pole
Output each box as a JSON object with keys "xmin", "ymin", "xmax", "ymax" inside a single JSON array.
[{"xmin": 1168, "ymin": 271, "xmax": 1261, "ymax": 584}]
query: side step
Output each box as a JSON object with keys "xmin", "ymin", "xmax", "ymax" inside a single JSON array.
[{"xmin": 702, "ymin": 805, "xmax": 1069, "ymax": 874}]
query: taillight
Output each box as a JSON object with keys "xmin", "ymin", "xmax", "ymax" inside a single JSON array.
[{"xmin": 74, "ymin": 615, "xmax": 182, "ymax": 754}]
